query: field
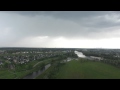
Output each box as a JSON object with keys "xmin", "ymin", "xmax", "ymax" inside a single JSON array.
[{"xmin": 37, "ymin": 59, "xmax": 120, "ymax": 79}]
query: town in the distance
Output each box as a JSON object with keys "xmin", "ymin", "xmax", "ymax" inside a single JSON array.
[{"xmin": 0, "ymin": 47, "xmax": 120, "ymax": 79}]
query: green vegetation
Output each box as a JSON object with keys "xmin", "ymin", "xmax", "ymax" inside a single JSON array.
[
  {"xmin": 2, "ymin": 48, "xmax": 120, "ymax": 79},
  {"xmin": 0, "ymin": 51, "xmax": 76, "ymax": 79},
  {"xmin": 37, "ymin": 59, "xmax": 120, "ymax": 79},
  {"xmin": 0, "ymin": 59, "xmax": 52, "ymax": 79}
]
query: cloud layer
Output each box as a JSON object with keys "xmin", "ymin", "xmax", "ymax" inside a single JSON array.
[{"xmin": 0, "ymin": 11, "xmax": 120, "ymax": 48}]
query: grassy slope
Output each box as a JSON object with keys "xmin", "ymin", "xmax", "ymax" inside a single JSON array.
[
  {"xmin": 36, "ymin": 65, "xmax": 55, "ymax": 79},
  {"xmin": 37, "ymin": 60, "xmax": 120, "ymax": 79}
]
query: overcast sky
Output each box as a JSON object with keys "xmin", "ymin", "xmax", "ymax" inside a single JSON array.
[{"xmin": 0, "ymin": 11, "xmax": 120, "ymax": 48}]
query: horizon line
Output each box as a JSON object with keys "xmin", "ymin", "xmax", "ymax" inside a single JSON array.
[{"xmin": 0, "ymin": 47, "xmax": 120, "ymax": 49}]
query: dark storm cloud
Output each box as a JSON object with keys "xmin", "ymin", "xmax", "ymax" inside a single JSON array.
[
  {"xmin": 2, "ymin": 11, "xmax": 120, "ymax": 38},
  {"xmin": 9, "ymin": 11, "xmax": 113, "ymax": 20},
  {"xmin": 1, "ymin": 11, "xmax": 120, "ymax": 47}
]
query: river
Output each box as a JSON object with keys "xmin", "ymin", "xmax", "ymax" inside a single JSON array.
[
  {"xmin": 62, "ymin": 51, "xmax": 87, "ymax": 63},
  {"xmin": 74, "ymin": 50, "xmax": 103, "ymax": 60},
  {"xmin": 23, "ymin": 64, "xmax": 51, "ymax": 79},
  {"xmin": 74, "ymin": 50, "xmax": 86, "ymax": 58}
]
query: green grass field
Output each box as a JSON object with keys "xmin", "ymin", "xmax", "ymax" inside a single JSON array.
[{"xmin": 37, "ymin": 59, "xmax": 120, "ymax": 79}]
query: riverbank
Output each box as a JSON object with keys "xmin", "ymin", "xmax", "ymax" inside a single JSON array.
[{"xmin": 23, "ymin": 64, "xmax": 51, "ymax": 79}]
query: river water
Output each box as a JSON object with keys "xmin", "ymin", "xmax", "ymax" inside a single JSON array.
[
  {"xmin": 61, "ymin": 51, "xmax": 87, "ymax": 63},
  {"xmin": 74, "ymin": 50, "xmax": 86, "ymax": 58},
  {"xmin": 23, "ymin": 64, "xmax": 51, "ymax": 79},
  {"xmin": 74, "ymin": 50, "xmax": 103, "ymax": 60}
]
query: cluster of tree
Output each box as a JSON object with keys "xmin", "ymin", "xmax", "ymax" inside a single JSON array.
[
  {"xmin": 101, "ymin": 59, "xmax": 120, "ymax": 68},
  {"xmin": 44, "ymin": 61, "xmax": 65, "ymax": 79}
]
